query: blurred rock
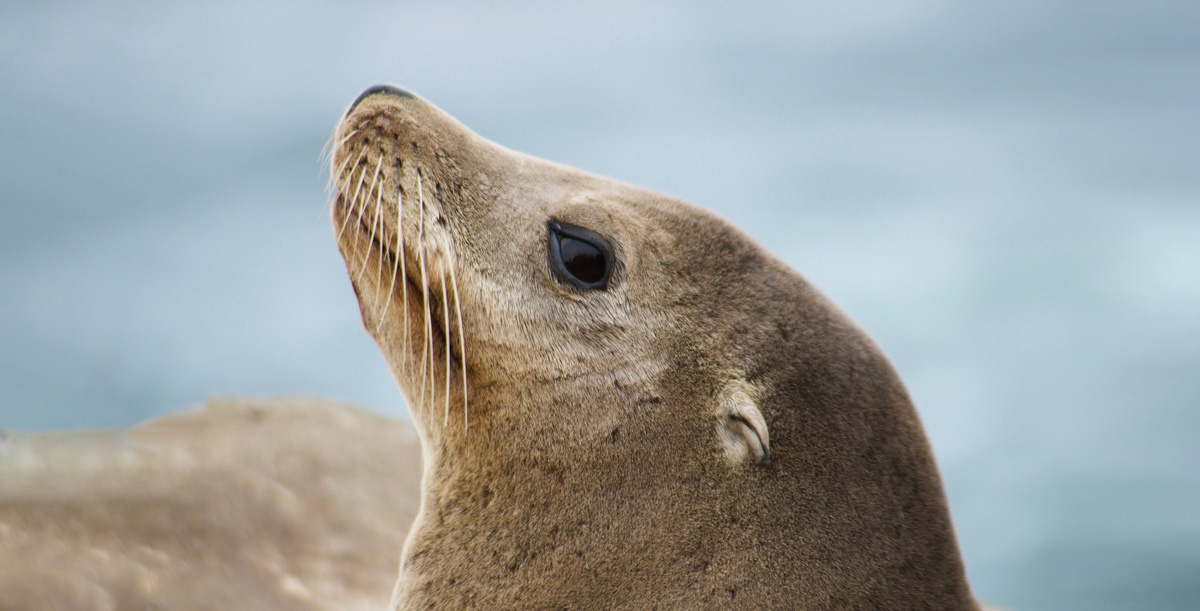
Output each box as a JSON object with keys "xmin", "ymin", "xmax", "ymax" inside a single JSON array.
[{"xmin": 0, "ymin": 397, "xmax": 421, "ymax": 611}]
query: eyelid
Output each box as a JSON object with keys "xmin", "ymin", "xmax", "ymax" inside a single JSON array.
[{"xmin": 547, "ymin": 219, "xmax": 614, "ymax": 291}]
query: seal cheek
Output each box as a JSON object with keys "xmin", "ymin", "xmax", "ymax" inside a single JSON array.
[{"xmin": 718, "ymin": 381, "xmax": 770, "ymax": 467}]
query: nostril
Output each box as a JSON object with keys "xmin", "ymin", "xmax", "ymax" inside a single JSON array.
[{"xmin": 347, "ymin": 84, "xmax": 417, "ymax": 114}]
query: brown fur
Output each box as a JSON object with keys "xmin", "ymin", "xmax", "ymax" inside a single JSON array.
[{"xmin": 330, "ymin": 87, "xmax": 980, "ymax": 609}]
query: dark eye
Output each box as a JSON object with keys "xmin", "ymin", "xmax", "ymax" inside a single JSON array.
[{"xmin": 548, "ymin": 220, "xmax": 613, "ymax": 291}]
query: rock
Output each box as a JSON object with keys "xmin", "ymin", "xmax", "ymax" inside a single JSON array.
[{"xmin": 0, "ymin": 397, "xmax": 420, "ymax": 611}]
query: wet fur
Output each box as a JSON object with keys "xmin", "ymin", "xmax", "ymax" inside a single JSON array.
[{"xmin": 330, "ymin": 89, "xmax": 979, "ymax": 609}]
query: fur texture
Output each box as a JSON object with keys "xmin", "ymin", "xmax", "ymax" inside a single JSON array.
[{"xmin": 330, "ymin": 87, "xmax": 979, "ymax": 610}]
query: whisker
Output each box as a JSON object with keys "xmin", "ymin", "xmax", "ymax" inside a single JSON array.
[
  {"xmin": 333, "ymin": 140, "xmax": 364, "ymax": 184},
  {"xmin": 319, "ymin": 139, "xmax": 337, "ymax": 186},
  {"xmin": 373, "ymin": 166, "xmax": 387, "ymax": 305},
  {"xmin": 329, "ymin": 143, "xmax": 366, "ymax": 205},
  {"xmin": 416, "ymin": 171, "xmax": 433, "ymax": 419},
  {"xmin": 321, "ymin": 128, "xmax": 359, "ymax": 188},
  {"xmin": 352, "ymin": 155, "xmax": 384, "ymax": 269},
  {"xmin": 447, "ymin": 251, "xmax": 468, "ymax": 435},
  {"xmin": 319, "ymin": 128, "xmax": 339, "ymax": 167},
  {"xmin": 325, "ymin": 129, "xmax": 359, "ymax": 165},
  {"xmin": 376, "ymin": 177, "xmax": 401, "ymax": 339},
  {"xmin": 320, "ymin": 135, "xmax": 334, "ymax": 170},
  {"xmin": 399, "ymin": 182, "xmax": 409, "ymax": 376},
  {"xmin": 441, "ymin": 249, "xmax": 451, "ymax": 429},
  {"xmin": 357, "ymin": 156, "xmax": 384, "ymax": 283},
  {"xmin": 335, "ymin": 150, "xmax": 370, "ymax": 244},
  {"xmin": 365, "ymin": 179, "xmax": 384, "ymax": 303},
  {"xmin": 333, "ymin": 165, "xmax": 363, "ymax": 243}
]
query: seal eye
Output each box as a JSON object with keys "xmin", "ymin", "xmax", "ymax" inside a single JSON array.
[
  {"xmin": 548, "ymin": 221, "xmax": 613, "ymax": 291},
  {"xmin": 559, "ymin": 238, "xmax": 605, "ymax": 283}
]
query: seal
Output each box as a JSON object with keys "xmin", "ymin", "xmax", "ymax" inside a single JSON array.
[
  {"xmin": 0, "ymin": 398, "xmax": 421, "ymax": 610},
  {"xmin": 328, "ymin": 85, "xmax": 981, "ymax": 609}
]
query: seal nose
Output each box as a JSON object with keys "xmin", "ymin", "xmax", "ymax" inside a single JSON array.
[{"xmin": 348, "ymin": 84, "xmax": 416, "ymax": 114}]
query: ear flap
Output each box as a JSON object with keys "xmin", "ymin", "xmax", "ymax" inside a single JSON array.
[{"xmin": 718, "ymin": 381, "xmax": 770, "ymax": 466}]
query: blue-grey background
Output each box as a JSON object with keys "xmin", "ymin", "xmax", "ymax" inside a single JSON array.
[{"xmin": 2, "ymin": 2, "xmax": 1197, "ymax": 609}]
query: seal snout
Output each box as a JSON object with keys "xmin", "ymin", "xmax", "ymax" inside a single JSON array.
[{"xmin": 347, "ymin": 84, "xmax": 417, "ymax": 115}]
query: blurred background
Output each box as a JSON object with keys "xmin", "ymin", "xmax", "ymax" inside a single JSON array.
[{"xmin": 1, "ymin": 1, "xmax": 1197, "ymax": 609}]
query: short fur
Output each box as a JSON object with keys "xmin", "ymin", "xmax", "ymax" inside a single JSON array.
[{"xmin": 329, "ymin": 87, "xmax": 979, "ymax": 610}]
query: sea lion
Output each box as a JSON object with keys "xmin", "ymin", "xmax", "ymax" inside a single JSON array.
[
  {"xmin": 0, "ymin": 398, "xmax": 421, "ymax": 610},
  {"xmin": 329, "ymin": 85, "xmax": 980, "ymax": 609}
]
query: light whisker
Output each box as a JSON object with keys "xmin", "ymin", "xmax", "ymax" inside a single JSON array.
[
  {"xmin": 335, "ymin": 150, "xmax": 370, "ymax": 244},
  {"xmin": 322, "ymin": 128, "xmax": 359, "ymax": 191},
  {"xmin": 399, "ymin": 183, "xmax": 409, "ymax": 376},
  {"xmin": 371, "ymin": 152, "xmax": 391, "ymax": 300},
  {"xmin": 447, "ymin": 252, "xmax": 468, "ymax": 435},
  {"xmin": 441, "ymin": 250, "xmax": 451, "ymax": 429},
  {"xmin": 356, "ymin": 156, "xmax": 385, "ymax": 281},
  {"xmin": 376, "ymin": 177, "xmax": 401, "ymax": 339},
  {"xmin": 332, "ymin": 140, "xmax": 364, "ymax": 186},
  {"xmin": 416, "ymin": 171, "xmax": 433, "ymax": 419}
]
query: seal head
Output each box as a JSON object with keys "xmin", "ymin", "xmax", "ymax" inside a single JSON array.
[{"xmin": 329, "ymin": 86, "xmax": 978, "ymax": 609}]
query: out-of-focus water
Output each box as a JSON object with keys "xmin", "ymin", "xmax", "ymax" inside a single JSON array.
[{"xmin": 1, "ymin": 2, "xmax": 1197, "ymax": 609}]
